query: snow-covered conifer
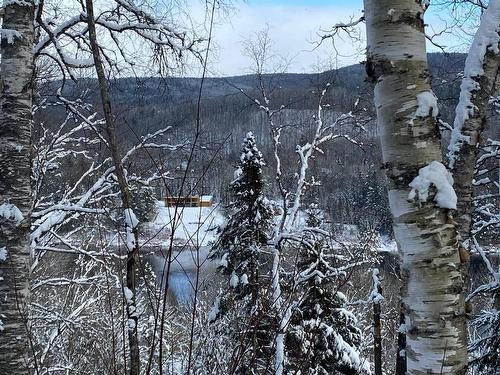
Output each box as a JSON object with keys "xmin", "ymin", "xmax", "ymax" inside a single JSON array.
[
  {"xmin": 287, "ymin": 208, "xmax": 370, "ymax": 374},
  {"xmin": 210, "ymin": 132, "xmax": 273, "ymax": 307},
  {"xmin": 209, "ymin": 132, "xmax": 276, "ymax": 373}
]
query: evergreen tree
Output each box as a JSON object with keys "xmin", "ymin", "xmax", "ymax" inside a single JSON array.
[
  {"xmin": 130, "ymin": 183, "xmax": 156, "ymax": 223},
  {"xmin": 210, "ymin": 132, "xmax": 273, "ymax": 304},
  {"xmin": 209, "ymin": 132, "xmax": 275, "ymax": 373},
  {"xmin": 286, "ymin": 208, "xmax": 370, "ymax": 375}
]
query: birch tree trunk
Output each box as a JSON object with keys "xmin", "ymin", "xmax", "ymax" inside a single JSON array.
[
  {"xmin": 0, "ymin": 1, "xmax": 34, "ymax": 372},
  {"xmin": 447, "ymin": 0, "xmax": 500, "ymax": 252},
  {"xmin": 364, "ymin": 0, "xmax": 467, "ymax": 373},
  {"xmin": 85, "ymin": 1, "xmax": 140, "ymax": 374}
]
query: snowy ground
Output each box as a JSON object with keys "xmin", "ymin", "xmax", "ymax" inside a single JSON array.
[{"xmin": 150, "ymin": 201, "xmax": 224, "ymax": 247}]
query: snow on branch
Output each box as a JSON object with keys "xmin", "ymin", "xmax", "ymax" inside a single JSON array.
[
  {"xmin": 447, "ymin": 0, "xmax": 500, "ymax": 169},
  {"xmin": 32, "ymin": 205, "xmax": 105, "ymax": 218},
  {"xmin": 31, "ymin": 93, "xmax": 179, "ymax": 250},
  {"xmin": 124, "ymin": 208, "xmax": 139, "ymax": 229},
  {"xmin": 467, "ymin": 239, "xmax": 499, "ymax": 302},
  {"xmin": 32, "ymin": 276, "xmax": 105, "ymax": 291},
  {"xmin": 285, "ymin": 84, "xmax": 363, "ymax": 230},
  {"xmin": 34, "ymin": 0, "xmax": 204, "ymax": 80},
  {"xmin": 369, "ymin": 268, "xmax": 384, "ymax": 305},
  {"xmin": 0, "ymin": 247, "xmax": 7, "ymax": 261}
]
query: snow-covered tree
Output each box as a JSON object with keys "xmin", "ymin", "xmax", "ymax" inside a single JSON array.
[
  {"xmin": 469, "ymin": 279, "xmax": 500, "ymax": 371},
  {"xmin": 445, "ymin": 3, "xmax": 500, "ymax": 368},
  {"xmin": 360, "ymin": 0, "xmax": 500, "ymax": 372},
  {"xmin": 0, "ymin": 0, "xmax": 204, "ymax": 370},
  {"xmin": 130, "ymin": 183, "xmax": 157, "ymax": 223},
  {"xmin": 210, "ymin": 132, "xmax": 274, "ymax": 306},
  {"xmin": 209, "ymin": 132, "xmax": 275, "ymax": 373},
  {"xmin": 238, "ymin": 32, "xmax": 370, "ymax": 373},
  {"xmin": 286, "ymin": 208, "xmax": 370, "ymax": 375},
  {"xmin": 28, "ymin": 93, "xmax": 182, "ymax": 372},
  {"xmin": 363, "ymin": 0, "xmax": 468, "ymax": 372},
  {"xmin": 85, "ymin": 2, "xmax": 143, "ymax": 369},
  {"xmin": 447, "ymin": 0, "xmax": 500, "ymax": 248},
  {"xmin": 467, "ymin": 122, "xmax": 500, "ymax": 373}
]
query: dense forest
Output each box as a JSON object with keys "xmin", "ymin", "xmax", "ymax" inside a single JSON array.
[{"xmin": 39, "ymin": 53, "xmax": 474, "ymax": 231}]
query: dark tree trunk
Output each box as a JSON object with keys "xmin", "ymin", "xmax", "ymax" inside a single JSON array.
[
  {"xmin": 395, "ymin": 304, "xmax": 407, "ymax": 375},
  {"xmin": 373, "ymin": 287, "xmax": 382, "ymax": 375},
  {"xmin": 84, "ymin": 1, "xmax": 140, "ymax": 374}
]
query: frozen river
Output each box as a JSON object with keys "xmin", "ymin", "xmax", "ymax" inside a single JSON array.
[
  {"xmin": 144, "ymin": 246, "xmax": 218, "ymax": 305},
  {"xmin": 141, "ymin": 201, "xmax": 223, "ymax": 304}
]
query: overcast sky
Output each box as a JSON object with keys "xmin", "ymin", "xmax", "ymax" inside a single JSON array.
[
  {"xmin": 203, "ymin": 0, "xmax": 365, "ymax": 76},
  {"xmin": 188, "ymin": 0, "xmax": 469, "ymax": 77}
]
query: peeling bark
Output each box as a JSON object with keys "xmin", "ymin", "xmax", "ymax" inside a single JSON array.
[
  {"xmin": 364, "ymin": 0, "xmax": 467, "ymax": 373},
  {"xmin": 452, "ymin": 57, "xmax": 499, "ymax": 241},
  {"xmin": 0, "ymin": 1, "xmax": 35, "ymax": 373},
  {"xmin": 448, "ymin": 0, "xmax": 500, "ymax": 260}
]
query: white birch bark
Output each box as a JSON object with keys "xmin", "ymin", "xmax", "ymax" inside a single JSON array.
[
  {"xmin": 364, "ymin": 0, "xmax": 467, "ymax": 373},
  {"xmin": 0, "ymin": 0, "xmax": 35, "ymax": 372},
  {"xmin": 447, "ymin": 0, "xmax": 500, "ymax": 245}
]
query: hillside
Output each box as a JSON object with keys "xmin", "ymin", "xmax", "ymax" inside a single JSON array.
[{"xmin": 35, "ymin": 53, "xmax": 469, "ymax": 232}]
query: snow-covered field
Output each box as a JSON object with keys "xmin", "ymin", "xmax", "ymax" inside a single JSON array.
[{"xmin": 151, "ymin": 201, "xmax": 224, "ymax": 247}]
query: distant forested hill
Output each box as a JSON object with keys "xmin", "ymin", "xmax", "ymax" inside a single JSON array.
[{"xmin": 36, "ymin": 53, "xmax": 469, "ymax": 230}]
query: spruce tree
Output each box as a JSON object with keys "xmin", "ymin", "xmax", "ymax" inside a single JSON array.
[
  {"xmin": 286, "ymin": 207, "xmax": 369, "ymax": 375},
  {"xmin": 211, "ymin": 132, "xmax": 273, "ymax": 303},
  {"xmin": 209, "ymin": 132, "xmax": 275, "ymax": 373}
]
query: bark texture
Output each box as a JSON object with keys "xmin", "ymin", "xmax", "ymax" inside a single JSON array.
[
  {"xmin": 448, "ymin": 0, "xmax": 500, "ymax": 248},
  {"xmin": 85, "ymin": 1, "xmax": 140, "ymax": 374},
  {"xmin": 364, "ymin": 0, "xmax": 467, "ymax": 373},
  {"xmin": 451, "ymin": 50, "xmax": 499, "ymax": 318},
  {"xmin": 0, "ymin": 1, "xmax": 35, "ymax": 372},
  {"xmin": 452, "ymin": 61, "xmax": 499, "ymax": 241}
]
